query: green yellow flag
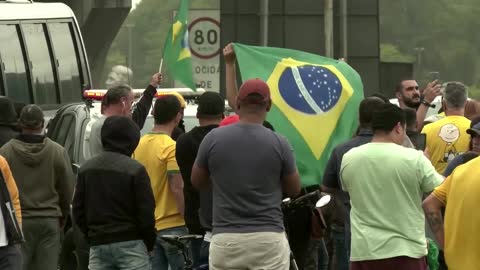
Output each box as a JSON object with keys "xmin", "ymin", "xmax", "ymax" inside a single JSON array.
[
  {"xmin": 233, "ymin": 43, "xmax": 364, "ymax": 186},
  {"xmin": 163, "ymin": 0, "xmax": 196, "ymax": 90}
]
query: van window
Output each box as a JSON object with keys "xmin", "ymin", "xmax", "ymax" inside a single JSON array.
[
  {"xmin": 48, "ymin": 22, "xmax": 82, "ymax": 104},
  {"xmin": 52, "ymin": 113, "xmax": 74, "ymax": 146},
  {"xmin": 22, "ymin": 23, "xmax": 58, "ymax": 105},
  {"xmin": 0, "ymin": 24, "xmax": 30, "ymax": 103}
]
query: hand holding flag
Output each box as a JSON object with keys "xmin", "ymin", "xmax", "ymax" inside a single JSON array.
[{"xmin": 162, "ymin": 0, "xmax": 196, "ymax": 91}]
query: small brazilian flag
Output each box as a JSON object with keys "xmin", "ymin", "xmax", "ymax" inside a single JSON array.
[
  {"xmin": 163, "ymin": 0, "xmax": 196, "ymax": 90},
  {"xmin": 233, "ymin": 43, "xmax": 364, "ymax": 186}
]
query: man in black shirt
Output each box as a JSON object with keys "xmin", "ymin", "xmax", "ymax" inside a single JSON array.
[
  {"xmin": 175, "ymin": 92, "xmax": 225, "ymax": 267},
  {"xmin": 73, "ymin": 116, "xmax": 156, "ymax": 270}
]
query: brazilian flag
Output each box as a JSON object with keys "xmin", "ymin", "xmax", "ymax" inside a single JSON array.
[
  {"xmin": 233, "ymin": 43, "xmax": 364, "ymax": 186},
  {"xmin": 163, "ymin": 0, "xmax": 196, "ymax": 90}
]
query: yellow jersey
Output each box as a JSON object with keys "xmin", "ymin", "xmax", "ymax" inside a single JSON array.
[
  {"xmin": 133, "ymin": 133, "xmax": 184, "ymax": 231},
  {"xmin": 421, "ymin": 116, "xmax": 470, "ymax": 174},
  {"xmin": 432, "ymin": 156, "xmax": 480, "ymax": 270}
]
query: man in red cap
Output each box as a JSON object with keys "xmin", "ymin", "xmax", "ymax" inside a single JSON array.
[
  {"xmin": 192, "ymin": 78, "xmax": 300, "ymax": 270},
  {"xmin": 222, "ymin": 43, "xmax": 275, "ymax": 131}
]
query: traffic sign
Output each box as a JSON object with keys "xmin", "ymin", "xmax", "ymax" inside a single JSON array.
[
  {"xmin": 174, "ymin": 10, "xmax": 220, "ymax": 93},
  {"xmin": 189, "ymin": 16, "xmax": 220, "ymax": 59}
]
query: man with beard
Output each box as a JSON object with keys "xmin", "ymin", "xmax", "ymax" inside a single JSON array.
[{"xmin": 395, "ymin": 79, "xmax": 441, "ymax": 130}]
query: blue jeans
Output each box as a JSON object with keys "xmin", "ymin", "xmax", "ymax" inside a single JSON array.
[
  {"xmin": 89, "ymin": 240, "xmax": 150, "ymax": 270},
  {"xmin": 199, "ymin": 240, "xmax": 210, "ymax": 269},
  {"xmin": 191, "ymin": 238, "xmax": 209, "ymax": 268},
  {"xmin": 151, "ymin": 226, "xmax": 188, "ymax": 270}
]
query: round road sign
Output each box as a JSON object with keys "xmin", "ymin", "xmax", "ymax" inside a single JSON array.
[{"xmin": 188, "ymin": 17, "xmax": 221, "ymax": 59}]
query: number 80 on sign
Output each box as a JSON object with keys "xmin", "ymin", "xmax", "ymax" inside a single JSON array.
[{"xmin": 188, "ymin": 17, "xmax": 220, "ymax": 59}]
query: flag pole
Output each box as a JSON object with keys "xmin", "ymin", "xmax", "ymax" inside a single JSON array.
[
  {"xmin": 159, "ymin": 58, "xmax": 164, "ymax": 73},
  {"xmin": 153, "ymin": 58, "xmax": 164, "ymax": 93}
]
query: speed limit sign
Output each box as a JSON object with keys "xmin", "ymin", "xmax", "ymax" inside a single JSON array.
[
  {"xmin": 188, "ymin": 17, "xmax": 220, "ymax": 59},
  {"xmin": 173, "ymin": 10, "xmax": 221, "ymax": 92}
]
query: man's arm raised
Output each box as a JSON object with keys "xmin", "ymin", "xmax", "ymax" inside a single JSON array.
[
  {"xmin": 417, "ymin": 80, "xmax": 441, "ymax": 130},
  {"xmin": 223, "ymin": 43, "xmax": 238, "ymax": 111}
]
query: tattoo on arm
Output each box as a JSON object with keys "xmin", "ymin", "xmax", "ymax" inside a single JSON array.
[{"xmin": 426, "ymin": 211, "xmax": 444, "ymax": 232}]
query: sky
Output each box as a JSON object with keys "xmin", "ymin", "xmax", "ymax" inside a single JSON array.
[{"xmin": 132, "ymin": 0, "xmax": 142, "ymax": 10}]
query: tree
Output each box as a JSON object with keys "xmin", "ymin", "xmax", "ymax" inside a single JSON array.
[
  {"xmin": 380, "ymin": 0, "xmax": 480, "ymax": 87},
  {"xmin": 380, "ymin": 43, "xmax": 414, "ymax": 63}
]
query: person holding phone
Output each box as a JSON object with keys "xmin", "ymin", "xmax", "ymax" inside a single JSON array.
[{"xmin": 394, "ymin": 77, "xmax": 442, "ymax": 131}]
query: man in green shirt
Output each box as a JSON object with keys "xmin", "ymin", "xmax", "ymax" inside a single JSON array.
[{"xmin": 340, "ymin": 103, "xmax": 443, "ymax": 269}]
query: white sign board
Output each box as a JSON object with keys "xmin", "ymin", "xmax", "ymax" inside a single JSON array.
[{"xmin": 174, "ymin": 10, "xmax": 220, "ymax": 92}]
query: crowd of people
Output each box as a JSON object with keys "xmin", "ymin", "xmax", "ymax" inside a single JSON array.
[{"xmin": 0, "ymin": 43, "xmax": 478, "ymax": 270}]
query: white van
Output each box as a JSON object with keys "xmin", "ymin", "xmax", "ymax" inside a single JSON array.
[{"xmin": 0, "ymin": 0, "xmax": 91, "ymax": 109}]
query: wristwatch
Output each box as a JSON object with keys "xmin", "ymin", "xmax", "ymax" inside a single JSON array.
[{"xmin": 420, "ymin": 99, "xmax": 435, "ymax": 108}]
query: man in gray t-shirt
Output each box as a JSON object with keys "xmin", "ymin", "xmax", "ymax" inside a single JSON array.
[{"xmin": 192, "ymin": 78, "xmax": 301, "ymax": 270}]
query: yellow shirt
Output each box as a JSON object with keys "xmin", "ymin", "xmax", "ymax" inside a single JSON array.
[
  {"xmin": 133, "ymin": 133, "xmax": 184, "ymax": 231},
  {"xmin": 0, "ymin": 156, "xmax": 21, "ymax": 226},
  {"xmin": 421, "ymin": 116, "xmax": 471, "ymax": 174},
  {"xmin": 432, "ymin": 157, "xmax": 480, "ymax": 270}
]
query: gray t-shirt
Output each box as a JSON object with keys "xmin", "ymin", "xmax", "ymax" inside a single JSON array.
[
  {"xmin": 195, "ymin": 122, "xmax": 297, "ymax": 234},
  {"xmin": 85, "ymin": 115, "xmax": 107, "ymax": 160}
]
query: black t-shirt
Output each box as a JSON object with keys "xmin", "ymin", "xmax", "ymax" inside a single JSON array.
[
  {"xmin": 175, "ymin": 125, "xmax": 218, "ymax": 234},
  {"xmin": 322, "ymin": 128, "xmax": 373, "ymax": 227}
]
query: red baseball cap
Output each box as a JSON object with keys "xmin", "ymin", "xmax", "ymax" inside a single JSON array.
[
  {"xmin": 219, "ymin": 115, "xmax": 240, "ymax": 127},
  {"xmin": 237, "ymin": 79, "xmax": 271, "ymax": 103}
]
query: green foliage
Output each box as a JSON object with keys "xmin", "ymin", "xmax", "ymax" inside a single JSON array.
[
  {"xmin": 380, "ymin": 43, "xmax": 414, "ymax": 63},
  {"xmin": 380, "ymin": 0, "xmax": 480, "ymax": 86},
  {"xmin": 468, "ymin": 85, "xmax": 480, "ymax": 100}
]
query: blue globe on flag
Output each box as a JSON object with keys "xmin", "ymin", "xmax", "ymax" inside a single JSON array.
[{"xmin": 278, "ymin": 65, "xmax": 343, "ymax": 115}]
